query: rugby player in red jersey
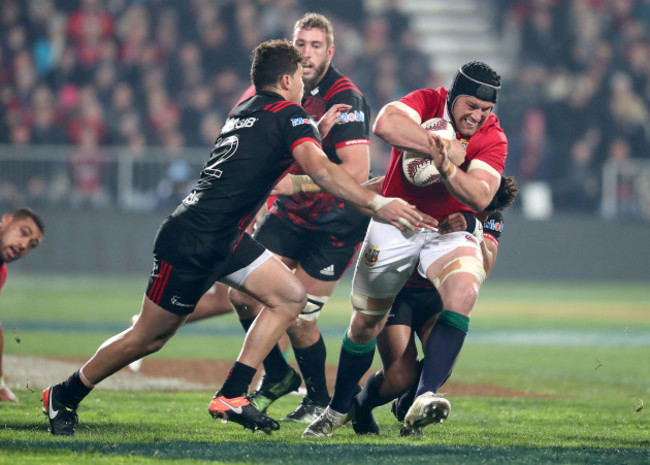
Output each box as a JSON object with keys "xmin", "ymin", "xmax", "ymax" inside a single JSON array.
[{"xmin": 304, "ymin": 61, "xmax": 508, "ymax": 437}]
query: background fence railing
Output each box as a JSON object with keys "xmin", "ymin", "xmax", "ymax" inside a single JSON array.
[
  {"xmin": 2, "ymin": 144, "xmax": 649, "ymax": 222},
  {"xmin": 0, "ymin": 144, "xmax": 206, "ymax": 213}
]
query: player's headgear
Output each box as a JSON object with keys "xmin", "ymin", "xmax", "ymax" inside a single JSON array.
[{"xmin": 447, "ymin": 61, "xmax": 501, "ymax": 112}]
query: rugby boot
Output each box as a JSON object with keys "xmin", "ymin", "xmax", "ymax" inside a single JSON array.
[
  {"xmin": 209, "ymin": 392, "xmax": 280, "ymax": 434},
  {"xmin": 350, "ymin": 397, "xmax": 379, "ymax": 435},
  {"xmin": 403, "ymin": 392, "xmax": 450, "ymax": 430},
  {"xmin": 301, "ymin": 405, "xmax": 350, "ymax": 438},
  {"xmin": 283, "ymin": 397, "xmax": 328, "ymax": 423},
  {"xmin": 249, "ymin": 366, "xmax": 301, "ymax": 413},
  {"xmin": 400, "ymin": 424, "xmax": 425, "ymax": 437},
  {"xmin": 42, "ymin": 385, "xmax": 78, "ymax": 436}
]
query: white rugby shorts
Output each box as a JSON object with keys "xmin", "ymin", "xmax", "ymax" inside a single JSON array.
[{"xmin": 352, "ymin": 219, "xmax": 482, "ymax": 299}]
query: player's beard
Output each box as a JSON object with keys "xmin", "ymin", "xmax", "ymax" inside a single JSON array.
[{"xmin": 303, "ymin": 61, "xmax": 328, "ymax": 93}]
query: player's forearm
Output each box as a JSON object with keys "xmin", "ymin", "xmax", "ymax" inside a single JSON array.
[
  {"xmin": 308, "ymin": 161, "xmax": 374, "ymax": 210},
  {"xmin": 441, "ymin": 167, "xmax": 494, "ymax": 212}
]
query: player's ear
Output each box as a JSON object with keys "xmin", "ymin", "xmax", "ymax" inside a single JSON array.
[
  {"xmin": 0, "ymin": 214, "xmax": 11, "ymax": 228},
  {"xmin": 279, "ymin": 73, "xmax": 291, "ymax": 91},
  {"xmin": 327, "ymin": 44, "xmax": 335, "ymax": 61}
]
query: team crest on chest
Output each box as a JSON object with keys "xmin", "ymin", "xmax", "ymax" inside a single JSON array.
[{"xmin": 363, "ymin": 245, "xmax": 380, "ymax": 266}]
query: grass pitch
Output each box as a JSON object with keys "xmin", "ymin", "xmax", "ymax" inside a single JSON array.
[{"xmin": 0, "ymin": 275, "xmax": 648, "ymax": 464}]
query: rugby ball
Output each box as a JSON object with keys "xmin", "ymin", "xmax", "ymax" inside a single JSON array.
[{"xmin": 402, "ymin": 118, "xmax": 456, "ymax": 187}]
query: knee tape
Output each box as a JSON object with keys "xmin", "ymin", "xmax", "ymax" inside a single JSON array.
[
  {"xmin": 350, "ymin": 291, "xmax": 392, "ymax": 316},
  {"xmin": 298, "ymin": 294, "xmax": 329, "ymax": 321},
  {"xmin": 432, "ymin": 256, "xmax": 486, "ymax": 288}
]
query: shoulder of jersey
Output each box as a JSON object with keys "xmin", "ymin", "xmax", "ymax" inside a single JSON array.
[
  {"xmin": 262, "ymin": 100, "xmax": 303, "ymax": 113},
  {"xmin": 323, "ymin": 77, "xmax": 364, "ymax": 102}
]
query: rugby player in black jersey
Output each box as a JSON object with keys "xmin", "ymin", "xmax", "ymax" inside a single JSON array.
[
  {"xmin": 350, "ymin": 176, "xmax": 518, "ymax": 437},
  {"xmin": 41, "ymin": 39, "xmax": 430, "ymax": 436},
  {"xmin": 223, "ymin": 13, "xmax": 375, "ymax": 423}
]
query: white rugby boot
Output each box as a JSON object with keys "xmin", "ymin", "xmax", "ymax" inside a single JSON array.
[{"xmin": 403, "ymin": 392, "xmax": 450, "ymax": 430}]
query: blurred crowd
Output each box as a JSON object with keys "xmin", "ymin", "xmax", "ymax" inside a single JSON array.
[
  {"xmin": 0, "ymin": 0, "xmax": 430, "ymax": 210},
  {"xmin": 1, "ymin": 0, "xmax": 649, "ymax": 218},
  {"xmin": 0, "ymin": 0, "xmax": 425, "ymax": 150},
  {"xmin": 496, "ymin": 0, "xmax": 650, "ymax": 216}
]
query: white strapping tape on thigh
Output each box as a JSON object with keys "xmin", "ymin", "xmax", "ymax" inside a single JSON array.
[
  {"xmin": 298, "ymin": 294, "xmax": 329, "ymax": 321},
  {"xmin": 432, "ymin": 256, "xmax": 486, "ymax": 288},
  {"xmin": 351, "ymin": 291, "xmax": 391, "ymax": 316}
]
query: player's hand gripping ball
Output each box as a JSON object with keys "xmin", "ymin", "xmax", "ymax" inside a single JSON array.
[{"xmin": 402, "ymin": 118, "xmax": 456, "ymax": 186}]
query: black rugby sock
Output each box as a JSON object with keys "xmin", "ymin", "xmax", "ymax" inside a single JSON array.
[
  {"xmin": 330, "ymin": 333, "xmax": 375, "ymax": 414},
  {"xmin": 356, "ymin": 371, "xmax": 393, "ymax": 410},
  {"xmin": 293, "ymin": 335, "xmax": 329, "ymax": 404},
  {"xmin": 59, "ymin": 371, "xmax": 92, "ymax": 409},
  {"xmin": 416, "ymin": 310, "xmax": 468, "ymax": 397},
  {"xmin": 220, "ymin": 361, "xmax": 256, "ymax": 398}
]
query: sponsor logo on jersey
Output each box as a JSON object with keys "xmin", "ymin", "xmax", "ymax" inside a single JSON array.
[
  {"xmin": 363, "ymin": 245, "xmax": 380, "ymax": 266},
  {"xmin": 484, "ymin": 219, "xmax": 503, "ymax": 232},
  {"xmin": 337, "ymin": 111, "xmax": 365, "ymax": 123},
  {"xmin": 290, "ymin": 117, "xmax": 317, "ymax": 128},
  {"xmin": 221, "ymin": 116, "xmax": 257, "ymax": 133}
]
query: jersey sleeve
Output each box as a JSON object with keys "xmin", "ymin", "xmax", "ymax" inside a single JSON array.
[
  {"xmin": 483, "ymin": 211, "xmax": 504, "ymax": 243},
  {"xmin": 283, "ymin": 104, "xmax": 322, "ymax": 152},
  {"xmin": 327, "ymin": 91, "xmax": 370, "ymax": 149},
  {"xmin": 397, "ymin": 88, "xmax": 445, "ymax": 122}
]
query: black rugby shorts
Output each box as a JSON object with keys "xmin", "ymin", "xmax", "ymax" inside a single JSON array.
[
  {"xmin": 255, "ymin": 213, "xmax": 359, "ymax": 281},
  {"xmin": 386, "ymin": 286, "xmax": 443, "ymax": 332},
  {"xmin": 146, "ymin": 217, "xmax": 265, "ymax": 314}
]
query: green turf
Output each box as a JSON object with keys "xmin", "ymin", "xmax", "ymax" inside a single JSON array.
[
  {"xmin": 1, "ymin": 392, "xmax": 648, "ymax": 464},
  {"xmin": 0, "ymin": 275, "xmax": 649, "ymax": 464}
]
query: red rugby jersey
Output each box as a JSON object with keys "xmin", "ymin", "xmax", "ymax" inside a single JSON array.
[{"xmin": 382, "ymin": 87, "xmax": 508, "ymax": 220}]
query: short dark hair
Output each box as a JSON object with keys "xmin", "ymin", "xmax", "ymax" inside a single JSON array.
[
  {"xmin": 485, "ymin": 176, "xmax": 518, "ymax": 213},
  {"xmin": 250, "ymin": 39, "xmax": 306, "ymax": 91},
  {"xmin": 11, "ymin": 207, "xmax": 45, "ymax": 234}
]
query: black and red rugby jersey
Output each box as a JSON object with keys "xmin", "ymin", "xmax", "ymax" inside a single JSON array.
[
  {"xmin": 272, "ymin": 65, "xmax": 371, "ymax": 235},
  {"xmin": 171, "ymin": 91, "xmax": 321, "ymax": 237}
]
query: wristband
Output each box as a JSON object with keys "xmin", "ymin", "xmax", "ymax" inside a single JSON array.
[
  {"xmin": 290, "ymin": 174, "xmax": 321, "ymax": 194},
  {"xmin": 442, "ymin": 163, "xmax": 457, "ymax": 180},
  {"xmin": 460, "ymin": 211, "xmax": 483, "ymax": 241},
  {"xmin": 369, "ymin": 194, "xmax": 392, "ymax": 212}
]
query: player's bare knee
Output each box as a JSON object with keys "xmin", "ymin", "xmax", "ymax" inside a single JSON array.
[
  {"xmin": 269, "ymin": 286, "xmax": 307, "ymax": 320},
  {"xmin": 441, "ymin": 280, "xmax": 479, "ymax": 315},
  {"xmin": 228, "ymin": 288, "xmax": 250, "ymax": 312},
  {"xmin": 348, "ymin": 312, "xmax": 386, "ymax": 344}
]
